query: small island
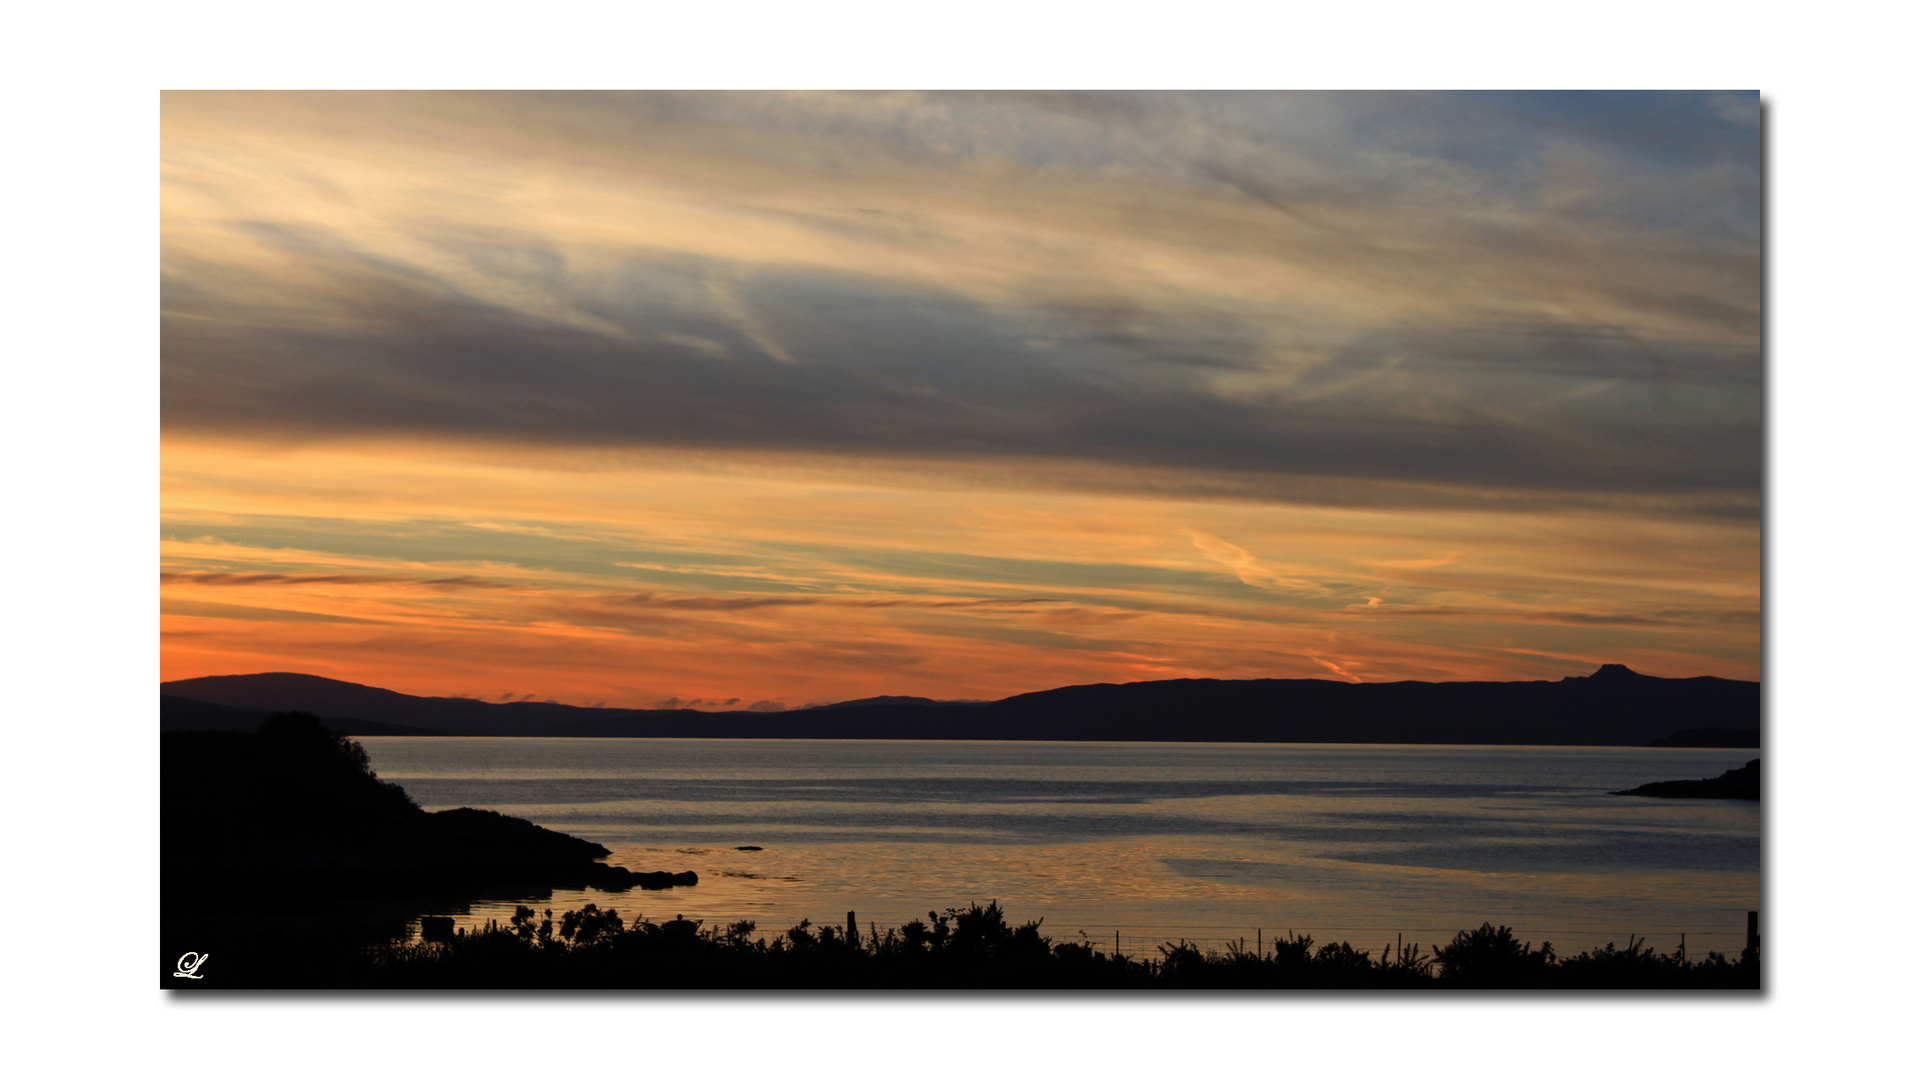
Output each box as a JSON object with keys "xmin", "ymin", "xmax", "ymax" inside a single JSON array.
[{"xmin": 1613, "ymin": 759, "xmax": 1760, "ymax": 800}]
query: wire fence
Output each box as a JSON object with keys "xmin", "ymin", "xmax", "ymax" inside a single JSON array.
[
  {"xmin": 412, "ymin": 907, "xmax": 1755, "ymax": 957},
  {"xmin": 1087, "ymin": 927, "xmax": 1753, "ymax": 958}
]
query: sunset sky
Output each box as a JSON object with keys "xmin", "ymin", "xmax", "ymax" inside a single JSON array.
[{"xmin": 160, "ymin": 90, "xmax": 1762, "ymax": 709}]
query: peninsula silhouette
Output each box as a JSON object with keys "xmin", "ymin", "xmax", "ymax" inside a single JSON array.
[
  {"xmin": 162, "ymin": 712, "xmax": 698, "ymax": 987},
  {"xmin": 1613, "ymin": 759, "xmax": 1761, "ymax": 800}
]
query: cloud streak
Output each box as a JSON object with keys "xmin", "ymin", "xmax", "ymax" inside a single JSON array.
[
  {"xmin": 162, "ymin": 91, "xmax": 1760, "ymax": 511},
  {"xmin": 159, "ymin": 92, "xmax": 1762, "ymax": 705},
  {"xmin": 161, "ymin": 572, "xmax": 516, "ymax": 590},
  {"xmin": 610, "ymin": 592, "xmax": 1066, "ymax": 611}
]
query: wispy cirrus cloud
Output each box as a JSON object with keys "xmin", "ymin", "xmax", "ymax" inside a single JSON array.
[
  {"xmin": 161, "ymin": 599, "xmax": 390, "ymax": 625},
  {"xmin": 163, "ymin": 91, "xmax": 1759, "ymax": 511},
  {"xmin": 161, "ymin": 571, "xmax": 517, "ymax": 590},
  {"xmin": 160, "ymin": 92, "xmax": 1761, "ymax": 703},
  {"xmin": 608, "ymin": 592, "xmax": 1066, "ymax": 611},
  {"xmin": 1180, "ymin": 530, "xmax": 1320, "ymax": 593}
]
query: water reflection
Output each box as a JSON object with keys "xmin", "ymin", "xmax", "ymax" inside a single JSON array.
[{"xmin": 365, "ymin": 739, "xmax": 1760, "ymax": 954}]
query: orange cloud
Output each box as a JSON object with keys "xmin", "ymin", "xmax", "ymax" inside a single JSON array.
[
  {"xmin": 159, "ymin": 94, "xmax": 1759, "ymax": 708},
  {"xmin": 161, "ymin": 433, "xmax": 1759, "ymax": 706}
]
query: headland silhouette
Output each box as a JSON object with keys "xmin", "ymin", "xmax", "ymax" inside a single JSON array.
[
  {"xmin": 1613, "ymin": 759, "xmax": 1761, "ymax": 800},
  {"xmin": 162, "ymin": 712, "xmax": 695, "ymax": 987}
]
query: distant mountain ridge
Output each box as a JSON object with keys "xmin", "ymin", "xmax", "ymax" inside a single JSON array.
[
  {"xmin": 795, "ymin": 695, "xmax": 980, "ymax": 710},
  {"xmin": 161, "ymin": 665, "xmax": 1760, "ymax": 747},
  {"xmin": 159, "ymin": 694, "xmax": 456, "ymax": 737}
]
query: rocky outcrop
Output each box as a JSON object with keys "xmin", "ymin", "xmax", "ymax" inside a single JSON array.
[
  {"xmin": 163, "ymin": 716, "xmax": 697, "ymax": 903},
  {"xmin": 404, "ymin": 807, "xmax": 698, "ymax": 892},
  {"xmin": 1612, "ymin": 759, "xmax": 1759, "ymax": 800}
]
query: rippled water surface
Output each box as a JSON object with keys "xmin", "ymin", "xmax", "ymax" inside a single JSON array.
[{"xmin": 360, "ymin": 738, "xmax": 1761, "ymax": 955}]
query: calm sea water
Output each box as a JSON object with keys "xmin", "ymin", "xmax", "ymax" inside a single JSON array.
[{"xmin": 359, "ymin": 738, "xmax": 1761, "ymax": 956}]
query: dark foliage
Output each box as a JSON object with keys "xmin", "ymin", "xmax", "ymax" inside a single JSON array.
[
  {"xmin": 185, "ymin": 902, "xmax": 1758, "ymax": 990},
  {"xmin": 163, "ymin": 712, "xmax": 420, "ymax": 877},
  {"xmin": 161, "ymin": 715, "xmax": 1758, "ymax": 991},
  {"xmin": 1432, "ymin": 924, "xmax": 1556, "ymax": 987}
]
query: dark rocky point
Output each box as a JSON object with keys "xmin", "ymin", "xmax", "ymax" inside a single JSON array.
[
  {"xmin": 162, "ymin": 711, "xmax": 698, "ymax": 985},
  {"xmin": 163, "ymin": 716, "xmax": 698, "ymax": 898},
  {"xmin": 1612, "ymin": 759, "xmax": 1760, "ymax": 800}
]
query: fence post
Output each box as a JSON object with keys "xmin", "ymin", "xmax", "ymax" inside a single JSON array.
[
  {"xmin": 1746, "ymin": 910, "xmax": 1759, "ymax": 953},
  {"xmin": 847, "ymin": 910, "xmax": 858, "ymax": 947}
]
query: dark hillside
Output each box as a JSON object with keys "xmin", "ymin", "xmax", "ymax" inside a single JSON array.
[
  {"xmin": 161, "ymin": 694, "xmax": 449, "ymax": 736},
  {"xmin": 162, "ymin": 664, "xmax": 1759, "ymax": 746},
  {"xmin": 162, "ymin": 713, "xmax": 697, "ymax": 986}
]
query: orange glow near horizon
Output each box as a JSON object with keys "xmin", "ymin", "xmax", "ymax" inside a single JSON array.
[
  {"xmin": 161, "ymin": 92, "xmax": 1760, "ymax": 710},
  {"xmin": 161, "ymin": 436, "xmax": 1760, "ymax": 708}
]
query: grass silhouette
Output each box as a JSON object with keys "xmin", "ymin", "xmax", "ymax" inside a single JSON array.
[
  {"xmin": 304, "ymin": 905, "xmax": 1757, "ymax": 990},
  {"xmin": 163, "ymin": 720, "xmax": 1760, "ymax": 990}
]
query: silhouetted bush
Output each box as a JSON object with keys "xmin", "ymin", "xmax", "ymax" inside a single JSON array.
[
  {"xmin": 313, "ymin": 903, "xmax": 1760, "ymax": 990},
  {"xmin": 163, "ymin": 713, "xmax": 420, "ymax": 881},
  {"xmin": 163, "ymin": 718, "xmax": 1759, "ymax": 990},
  {"xmin": 1433, "ymin": 923, "xmax": 1555, "ymax": 987}
]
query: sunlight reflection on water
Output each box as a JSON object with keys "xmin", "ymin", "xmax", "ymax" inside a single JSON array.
[{"xmin": 360, "ymin": 738, "xmax": 1760, "ymax": 954}]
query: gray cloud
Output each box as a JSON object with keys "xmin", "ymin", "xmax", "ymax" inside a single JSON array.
[
  {"xmin": 162, "ymin": 91, "xmax": 1759, "ymax": 513},
  {"xmin": 162, "ymin": 240, "xmax": 1758, "ymax": 504},
  {"xmin": 160, "ymin": 599, "xmax": 389, "ymax": 624}
]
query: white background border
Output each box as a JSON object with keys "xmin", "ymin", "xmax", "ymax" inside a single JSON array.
[{"xmin": 9, "ymin": 2, "xmax": 1910, "ymax": 1076}]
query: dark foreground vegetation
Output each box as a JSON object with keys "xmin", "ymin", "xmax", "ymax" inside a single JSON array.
[
  {"xmin": 164, "ymin": 717, "xmax": 1757, "ymax": 990},
  {"xmin": 162, "ymin": 713, "xmax": 694, "ymax": 985},
  {"xmin": 222, "ymin": 901, "xmax": 1754, "ymax": 990}
]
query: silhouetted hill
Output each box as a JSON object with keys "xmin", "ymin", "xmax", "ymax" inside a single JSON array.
[
  {"xmin": 162, "ymin": 713, "xmax": 698, "ymax": 897},
  {"xmin": 164, "ymin": 672, "xmax": 719, "ymax": 736},
  {"xmin": 1646, "ymin": 727, "xmax": 1762, "ymax": 748},
  {"xmin": 797, "ymin": 695, "xmax": 980, "ymax": 710},
  {"xmin": 161, "ymin": 664, "xmax": 1759, "ymax": 746},
  {"xmin": 164, "ymin": 673, "xmax": 506, "ymax": 729},
  {"xmin": 161, "ymin": 694, "xmax": 452, "ymax": 736},
  {"xmin": 162, "ymin": 712, "xmax": 698, "ymax": 986}
]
